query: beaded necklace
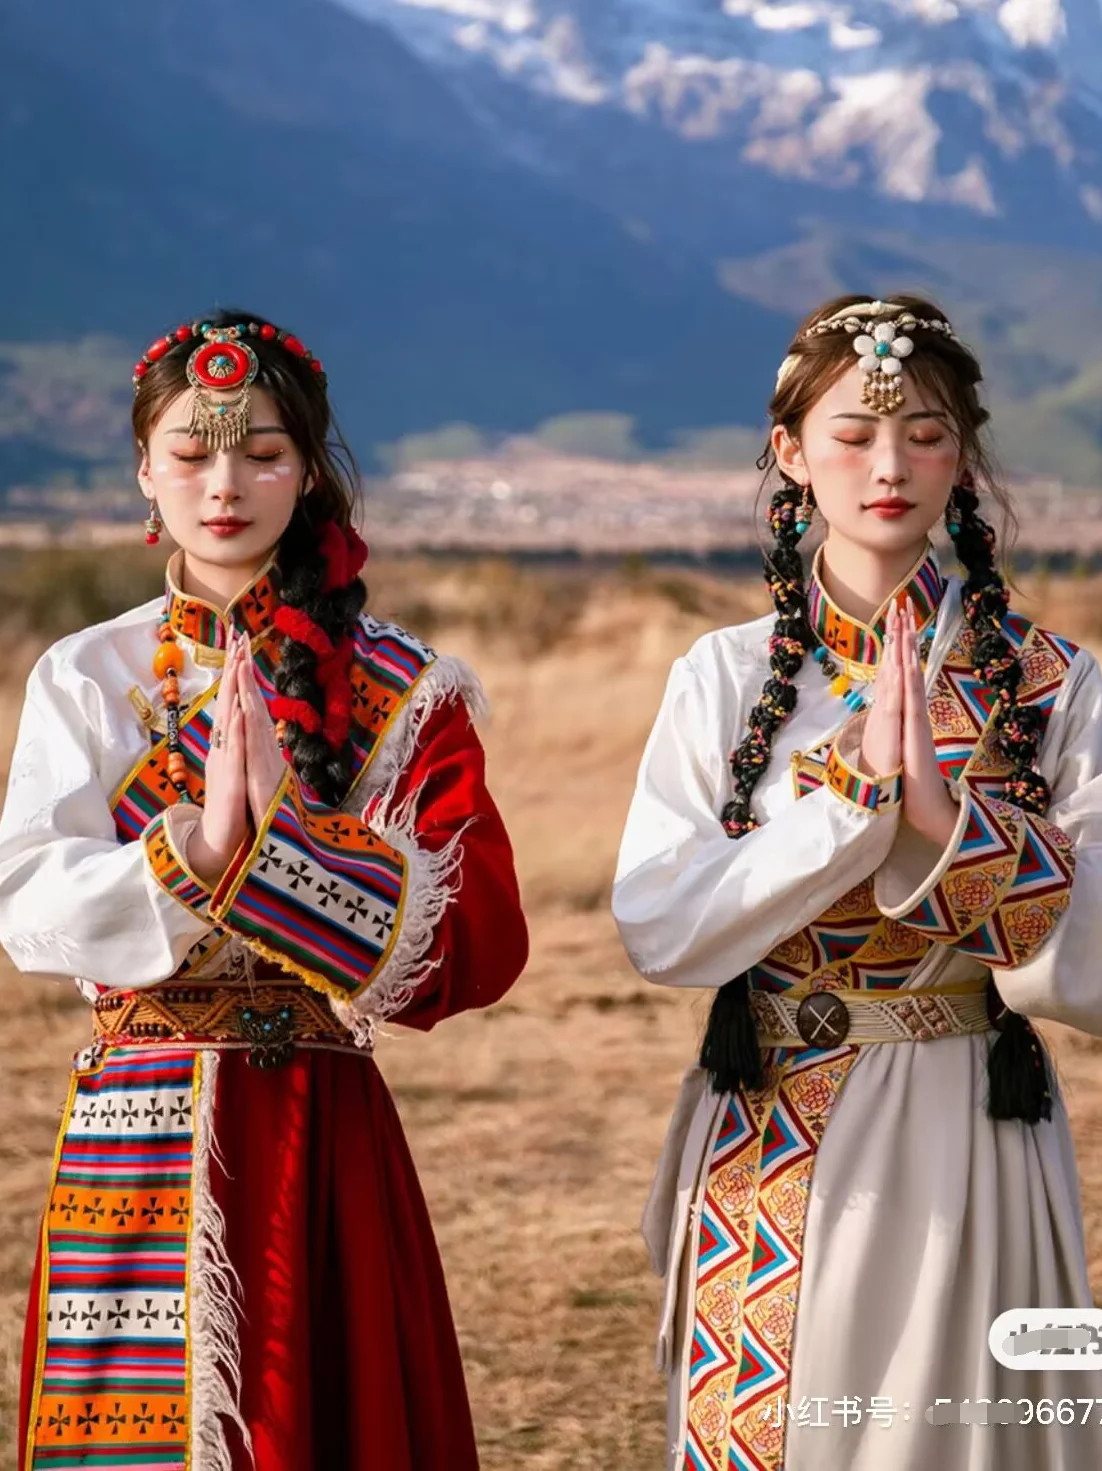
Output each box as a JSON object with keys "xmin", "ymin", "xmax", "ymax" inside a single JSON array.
[
  {"xmin": 153, "ymin": 613, "xmax": 191, "ymax": 802},
  {"xmin": 812, "ymin": 622, "xmax": 936, "ymax": 713}
]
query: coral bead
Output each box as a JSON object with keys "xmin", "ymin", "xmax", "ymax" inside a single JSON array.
[
  {"xmin": 311, "ymin": 360, "xmax": 324, "ymax": 374},
  {"xmin": 283, "ymin": 335, "xmax": 305, "ymax": 356},
  {"xmin": 260, "ymin": 324, "xmax": 276, "ymax": 340},
  {"xmin": 158, "ymin": 624, "xmax": 177, "ymax": 642},
  {"xmin": 133, "ymin": 361, "xmax": 148, "ymax": 379},
  {"xmin": 146, "ymin": 337, "xmax": 172, "ymax": 362},
  {"xmin": 175, "ymin": 324, "xmax": 192, "ymax": 341},
  {"xmin": 153, "ymin": 643, "xmax": 184, "ymax": 679},
  {"xmin": 145, "ymin": 532, "xmax": 159, "ymax": 545}
]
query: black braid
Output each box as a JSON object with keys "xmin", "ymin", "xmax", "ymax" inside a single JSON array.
[
  {"xmin": 949, "ymin": 483, "xmax": 1054, "ymax": 1123},
  {"xmin": 701, "ymin": 478, "xmax": 814, "ymax": 1093},
  {"xmin": 273, "ymin": 501, "xmax": 367, "ymax": 809}
]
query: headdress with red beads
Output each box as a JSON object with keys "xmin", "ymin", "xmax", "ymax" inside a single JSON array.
[{"xmin": 133, "ymin": 319, "xmax": 327, "ymax": 452}]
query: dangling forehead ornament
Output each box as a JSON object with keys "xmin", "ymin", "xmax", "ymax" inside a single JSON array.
[
  {"xmin": 131, "ymin": 319, "xmax": 327, "ymax": 450},
  {"xmin": 775, "ymin": 300, "xmax": 958, "ymax": 415}
]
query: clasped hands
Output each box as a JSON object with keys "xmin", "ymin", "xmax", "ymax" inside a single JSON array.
[
  {"xmin": 187, "ymin": 627, "xmax": 287, "ymax": 887},
  {"xmin": 859, "ymin": 598, "xmax": 959, "ymax": 849}
]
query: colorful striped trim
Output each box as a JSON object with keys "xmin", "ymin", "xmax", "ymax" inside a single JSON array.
[
  {"xmin": 142, "ymin": 810, "xmax": 212, "ymax": 916},
  {"xmin": 26, "ymin": 1051, "xmax": 198, "ymax": 1470},
  {"xmin": 824, "ymin": 742, "xmax": 902, "ymax": 813},
  {"xmin": 808, "ymin": 543, "xmax": 943, "ymax": 667},
  {"xmin": 163, "ymin": 548, "xmax": 279, "ymax": 652},
  {"xmin": 207, "ymin": 771, "xmax": 408, "ymax": 1002}
]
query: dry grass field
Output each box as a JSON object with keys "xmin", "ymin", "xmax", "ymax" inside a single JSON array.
[{"xmin": 2, "ymin": 552, "xmax": 1102, "ymax": 1468}]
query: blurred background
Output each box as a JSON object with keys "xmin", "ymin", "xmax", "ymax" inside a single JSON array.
[{"xmin": 3, "ymin": 2, "xmax": 1102, "ymax": 1466}]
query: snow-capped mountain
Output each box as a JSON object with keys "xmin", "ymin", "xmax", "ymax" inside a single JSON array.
[{"xmin": 336, "ymin": 0, "xmax": 1102, "ymax": 229}]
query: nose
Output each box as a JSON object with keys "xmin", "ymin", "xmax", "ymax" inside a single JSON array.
[
  {"xmin": 872, "ymin": 438, "xmax": 909, "ymax": 489},
  {"xmin": 206, "ymin": 451, "xmax": 240, "ymax": 502}
]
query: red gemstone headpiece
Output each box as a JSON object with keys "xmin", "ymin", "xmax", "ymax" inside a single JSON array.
[{"xmin": 132, "ymin": 319, "xmax": 326, "ymax": 391}]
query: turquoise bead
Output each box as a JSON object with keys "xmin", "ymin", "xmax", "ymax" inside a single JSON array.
[
  {"xmin": 875, "ymin": 341, "xmax": 891, "ymax": 358},
  {"xmin": 796, "ymin": 519, "xmax": 810, "ymax": 534},
  {"xmin": 947, "ymin": 520, "xmax": 961, "ymax": 535}
]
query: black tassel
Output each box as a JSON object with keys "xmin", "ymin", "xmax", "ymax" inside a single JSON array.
[
  {"xmin": 700, "ymin": 975, "xmax": 764, "ymax": 1095},
  {"xmin": 986, "ymin": 978, "xmax": 1053, "ymax": 1124}
]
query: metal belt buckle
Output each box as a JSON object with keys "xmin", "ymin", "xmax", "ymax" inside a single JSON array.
[
  {"xmin": 238, "ymin": 1003, "xmax": 295, "ymax": 1068},
  {"xmin": 795, "ymin": 991, "xmax": 851, "ymax": 1048}
]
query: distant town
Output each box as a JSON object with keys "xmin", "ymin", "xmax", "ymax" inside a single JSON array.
[{"xmin": 0, "ymin": 445, "xmax": 1098, "ymax": 558}]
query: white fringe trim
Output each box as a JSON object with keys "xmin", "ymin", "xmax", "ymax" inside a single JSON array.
[
  {"xmin": 329, "ymin": 796, "xmax": 472, "ymax": 1047},
  {"xmin": 328, "ymin": 651, "xmax": 484, "ymax": 1047},
  {"xmin": 189, "ymin": 1052, "xmax": 252, "ymax": 1469},
  {"xmin": 351, "ymin": 653, "xmax": 488, "ymax": 819}
]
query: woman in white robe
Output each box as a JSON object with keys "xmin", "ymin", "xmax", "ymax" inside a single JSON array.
[{"xmin": 613, "ymin": 294, "xmax": 1102, "ymax": 1470}]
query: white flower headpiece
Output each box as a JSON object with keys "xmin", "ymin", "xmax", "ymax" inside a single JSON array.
[{"xmin": 774, "ymin": 300, "xmax": 958, "ymax": 414}]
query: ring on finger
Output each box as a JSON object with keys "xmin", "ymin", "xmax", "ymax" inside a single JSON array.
[{"xmin": 211, "ymin": 726, "xmax": 224, "ymax": 750}]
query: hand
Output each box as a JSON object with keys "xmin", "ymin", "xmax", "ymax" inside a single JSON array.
[
  {"xmin": 236, "ymin": 629, "xmax": 288, "ymax": 829},
  {"xmin": 188, "ymin": 628, "xmax": 249, "ymax": 886},
  {"xmin": 899, "ymin": 596, "xmax": 959, "ymax": 847},
  {"xmin": 859, "ymin": 599, "xmax": 904, "ymax": 778}
]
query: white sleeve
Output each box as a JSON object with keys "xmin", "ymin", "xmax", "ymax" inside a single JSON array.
[
  {"xmin": 611, "ymin": 652, "xmax": 901, "ymax": 990},
  {"xmin": 0, "ymin": 646, "xmax": 215, "ymax": 989}
]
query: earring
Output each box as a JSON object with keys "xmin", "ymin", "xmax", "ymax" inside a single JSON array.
[
  {"xmin": 144, "ymin": 500, "xmax": 163, "ymax": 546},
  {"xmin": 796, "ymin": 483, "xmax": 816, "ymax": 537},
  {"xmin": 945, "ymin": 490, "xmax": 962, "ymax": 538}
]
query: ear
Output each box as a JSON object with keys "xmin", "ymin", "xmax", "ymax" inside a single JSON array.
[
  {"xmin": 772, "ymin": 424, "xmax": 808, "ymax": 485},
  {"xmin": 136, "ymin": 446, "xmax": 154, "ymax": 501}
]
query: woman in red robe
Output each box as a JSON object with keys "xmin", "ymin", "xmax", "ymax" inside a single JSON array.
[{"xmin": 0, "ymin": 309, "xmax": 529, "ymax": 1470}]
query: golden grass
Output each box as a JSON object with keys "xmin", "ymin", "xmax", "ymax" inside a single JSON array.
[{"xmin": 1, "ymin": 560, "xmax": 1102, "ymax": 1468}]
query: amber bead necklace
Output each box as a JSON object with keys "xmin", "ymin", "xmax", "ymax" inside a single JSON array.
[{"xmin": 153, "ymin": 612, "xmax": 191, "ymax": 802}]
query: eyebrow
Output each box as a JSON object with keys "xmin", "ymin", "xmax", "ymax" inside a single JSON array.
[
  {"xmin": 830, "ymin": 411, "xmax": 949, "ymax": 423},
  {"xmin": 165, "ymin": 425, "xmax": 287, "ymax": 436}
]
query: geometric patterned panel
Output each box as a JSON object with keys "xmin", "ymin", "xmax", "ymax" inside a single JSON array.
[{"xmin": 684, "ymin": 1045, "xmax": 859, "ymax": 1471}]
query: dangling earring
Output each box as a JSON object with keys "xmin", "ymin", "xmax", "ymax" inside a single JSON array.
[
  {"xmin": 144, "ymin": 500, "xmax": 163, "ymax": 546},
  {"xmin": 796, "ymin": 483, "xmax": 816, "ymax": 537},
  {"xmin": 945, "ymin": 489, "xmax": 962, "ymax": 538}
]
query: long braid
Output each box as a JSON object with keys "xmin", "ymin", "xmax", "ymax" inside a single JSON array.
[
  {"xmin": 701, "ymin": 477, "xmax": 814, "ymax": 1093},
  {"xmin": 949, "ymin": 484, "xmax": 1054, "ymax": 1123},
  {"xmin": 273, "ymin": 502, "xmax": 367, "ymax": 809}
]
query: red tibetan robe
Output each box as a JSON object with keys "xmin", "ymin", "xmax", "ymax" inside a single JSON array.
[{"xmin": 0, "ymin": 557, "xmax": 528, "ymax": 1471}]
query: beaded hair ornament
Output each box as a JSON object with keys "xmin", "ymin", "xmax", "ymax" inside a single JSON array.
[
  {"xmin": 132, "ymin": 320, "xmax": 327, "ymax": 451},
  {"xmin": 775, "ymin": 299, "xmax": 958, "ymax": 415}
]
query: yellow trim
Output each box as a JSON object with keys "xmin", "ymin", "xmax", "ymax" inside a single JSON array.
[
  {"xmin": 344, "ymin": 654, "xmax": 438, "ymax": 806},
  {"xmin": 164, "ymin": 546, "xmax": 279, "ymax": 643},
  {"xmin": 825, "ymin": 740, "xmax": 903, "ymax": 812},
  {"xmin": 108, "ymin": 679, "xmax": 221, "ymax": 813},
  {"xmin": 25, "ymin": 1070, "xmax": 81, "ymax": 1470},
  {"xmin": 162, "ymin": 805, "xmax": 215, "ymax": 900},
  {"xmin": 128, "ymin": 684, "xmax": 157, "ymax": 728},
  {"xmin": 770, "ymin": 977, "xmax": 988, "ymax": 1001},
  {"xmin": 810, "ymin": 539, "xmax": 938, "ymax": 665},
  {"xmin": 183, "ymin": 1052, "xmax": 201, "ymax": 1471},
  {"xmin": 207, "ymin": 769, "xmax": 411, "ymax": 1004}
]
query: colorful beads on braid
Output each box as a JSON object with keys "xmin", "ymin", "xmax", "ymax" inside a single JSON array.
[
  {"xmin": 947, "ymin": 480, "xmax": 1055, "ymax": 1122},
  {"xmin": 705, "ymin": 478, "xmax": 815, "ymax": 1084}
]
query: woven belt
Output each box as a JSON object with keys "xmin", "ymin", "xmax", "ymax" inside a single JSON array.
[
  {"xmin": 92, "ymin": 981, "xmax": 359, "ymax": 1067},
  {"xmin": 750, "ymin": 980, "xmax": 993, "ymax": 1048}
]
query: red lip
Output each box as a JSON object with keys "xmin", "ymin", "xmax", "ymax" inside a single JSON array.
[
  {"xmin": 866, "ymin": 499, "xmax": 914, "ymax": 518},
  {"xmin": 204, "ymin": 518, "xmax": 251, "ymax": 537}
]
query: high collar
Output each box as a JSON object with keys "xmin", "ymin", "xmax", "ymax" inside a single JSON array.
[
  {"xmin": 807, "ymin": 542, "xmax": 944, "ymax": 669},
  {"xmin": 163, "ymin": 548, "xmax": 281, "ymax": 651}
]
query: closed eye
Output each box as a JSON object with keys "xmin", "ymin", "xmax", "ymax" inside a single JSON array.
[
  {"xmin": 172, "ymin": 452, "xmax": 208, "ymax": 463},
  {"xmin": 247, "ymin": 452, "xmax": 283, "ymax": 463}
]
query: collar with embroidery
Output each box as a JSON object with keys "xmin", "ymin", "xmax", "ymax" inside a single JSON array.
[
  {"xmin": 807, "ymin": 542, "xmax": 944, "ymax": 670},
  {"xmin": 163, "ymin": 548, "xmax": 281, "ymax": 652}
]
